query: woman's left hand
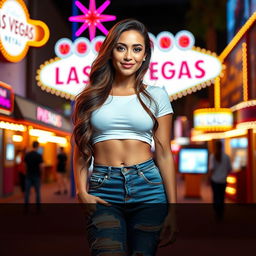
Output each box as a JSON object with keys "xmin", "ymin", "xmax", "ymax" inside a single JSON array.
[{"xmin": 158, "ymin": 211, "xmax": 179, "ymax": 247}]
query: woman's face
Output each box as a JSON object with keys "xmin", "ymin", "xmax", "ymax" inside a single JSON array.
[{"xmin": 112, "ymin": 29, "xmax": 146, "ymax": 78}]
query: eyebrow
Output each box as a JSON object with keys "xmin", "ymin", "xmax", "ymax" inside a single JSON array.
[{"xmin": 116, "ymin": 42, "xmax": 143, "ymax": 47}]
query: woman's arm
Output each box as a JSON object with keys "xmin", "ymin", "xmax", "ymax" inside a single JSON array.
[
  {"xmin": 73, "ymin": 144, "xmax": 89, "ymax": 195},
  {"xmin": 154, "ymin": 113, "xmax": 177, "ymax": 203},
  {"xmin": 73, "ymin": 144, "xmax": 110, "ymax": 206}
]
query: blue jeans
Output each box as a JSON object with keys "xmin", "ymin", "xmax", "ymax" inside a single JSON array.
[
  {"xmin": 24, "ymin": 176, "xmax": 41, "ymax": 204},
  {"xmin": 86, "ymin": 158, "xmax": 169, "ymax": 255}
]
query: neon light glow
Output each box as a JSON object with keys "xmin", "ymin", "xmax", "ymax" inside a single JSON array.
[
  {"xmin": 29, "ymin": 129, "xmax": 54, "ymax": 137},
  {"xmin": 242, "ymin": 42, "xmax": 248, "ymax": 101},
  {"xmin": 194, "ymin": 108, "xmax": 233, "ymax": 132},
  {"xmin": 0, "ymin": 121, "xmax": 26, "ymax": 131},
  {"xmin": 225, "ymin": 186, "xmax": 236, "ymax": 195},
  {"xmin": 191, "ymin": 128, "xmax": 247, "ymax": 142},
  {"xmin": 12, "ymin": 135, "xmax": 23, "ymax": 142},
  {"xmin": 37, "ymin": 32, "xmax": 222, "ymax": 100},
  {"xmin": 0, "ymin": 0, "xmax": 50, "ymax": 62},
  {"xmin": 231, "ymin": 100, "xmax": 256, "ymax": 111},
  {"xmin": 0, "ymin": 81, "xmax": 14, "ymax": 114},
  {"xmin": 38, "ymin": 135, "xmax": 67, "ymax": 145},
  {"xmin": 227, "ymin": 176, "xmax": 236, "ymax": 184},
  {"xmin": 69, "ymin": 0, "xmax": 116, "ymax": 40},
  {"xmin": 36, "ymin": 106, "xmax": 62, "ymax": 128}
]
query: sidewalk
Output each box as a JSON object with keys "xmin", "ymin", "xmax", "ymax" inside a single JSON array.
[{"xmin": 0, "ymin": 174, "xmax": 214, "ymax": 203}]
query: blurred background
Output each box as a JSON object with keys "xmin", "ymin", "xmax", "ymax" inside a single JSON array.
[{"xmin": 0, "ymin": 0, "xmax": 255, "ymax": 204}]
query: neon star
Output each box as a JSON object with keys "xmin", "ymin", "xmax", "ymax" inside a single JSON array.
[{"xmin": 69, "ymin": 0, "xmax": 116, "ymax": 40}]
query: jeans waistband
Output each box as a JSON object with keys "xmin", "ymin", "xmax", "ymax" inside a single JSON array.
[{"xmin": 93, "ymin": 157, "xmax": 155, "ymax": 172}]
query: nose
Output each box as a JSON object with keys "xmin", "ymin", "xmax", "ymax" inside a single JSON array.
[{"xmin": 124, "ymin": 49, "xmax": 132, "ymax": 61}]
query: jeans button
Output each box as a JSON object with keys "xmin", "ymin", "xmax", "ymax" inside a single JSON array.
[{"xmin": 123, "ymin": 168, "xmax": 128, "ymax": 172}]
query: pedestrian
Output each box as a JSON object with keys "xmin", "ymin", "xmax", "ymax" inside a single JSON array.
[
  {"xmin": 54, "ymin": 146, "xmax": 68, "ymax": 195},
  {"xmin": 209, "ymin": 140, "xmax": 232, "ymax": 220},
  {"xmin": 24, "ymin": 141, "xmax": 43, "ymax": 205},
  {"xmin": 72, "ymin": 19, "xmax": 178, "ymax": 255}
]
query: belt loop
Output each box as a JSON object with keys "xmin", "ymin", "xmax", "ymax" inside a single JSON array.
[
  {"xmin": 135, "ymin": 164, "xmax": 140, "ymax": 171},
  {"xmin": 107, "ymin": 166, "xmax": 111, "ymax": 178}
]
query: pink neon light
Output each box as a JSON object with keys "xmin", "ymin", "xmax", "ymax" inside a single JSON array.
[{"xmin": 69, "ymin": 0, "xmax": 116, "ymax": 41}]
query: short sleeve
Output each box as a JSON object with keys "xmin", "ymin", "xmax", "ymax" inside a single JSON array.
[{"xmin": 155, "ymin": 87, "xmax": 173, "ymax": 117}]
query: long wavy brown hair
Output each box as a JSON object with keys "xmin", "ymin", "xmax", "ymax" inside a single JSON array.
[{"xmin": 72, "ymin": 19, "xmax": 163, "ymax": 168}]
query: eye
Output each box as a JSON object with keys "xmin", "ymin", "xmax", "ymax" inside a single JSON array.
[
  {"xmin": 134, "ymin": 47, "xmax": 142, "ymax": 52},
  {"xmin": 116, "ymin": 45, "xmax": 125, "ymax": 51}
]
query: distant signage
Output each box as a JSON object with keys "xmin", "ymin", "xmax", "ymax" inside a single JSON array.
[
  {"xmin": 194, "ymin": 108, "xmax": 233, "ymax": 131},
  {"xmin": 0, "ymin": 0, "xmax": 49, "ymax": 62},
  {"xmin": 36, "ymin": 107, "xmax": 62, "ymax": 128},
  {"xmin": 37, "ymin": 31, "xmax": 222, "ymax": 100},
  {"xmin": 0, "ymin": 81, "xmax": 14, "ymax": 114}
]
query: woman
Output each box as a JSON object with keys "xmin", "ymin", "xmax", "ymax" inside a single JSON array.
[{"xmin": 73, "ymin": 19, "xmax": 177, "ymax": 255}]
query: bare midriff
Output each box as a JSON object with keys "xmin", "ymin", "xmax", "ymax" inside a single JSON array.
[{"xmin": 92, "ymin": 139, "xmax": 153, "ymax": 167}]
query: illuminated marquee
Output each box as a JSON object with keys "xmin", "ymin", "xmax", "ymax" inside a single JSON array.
[
  {"xmin": 37, "ymin": 31, "xmax": 222, "ymax": 100},
  {"xmin": 0, "ymin": 0, "xmax": 49, "ymax": 62},
  {"xmin": 0, "ymin": 81, "xmax": 14, "ymax": 114},
  {"xmin": 194, "ymin": 108, "xmax": 233, "ymax": 132}
]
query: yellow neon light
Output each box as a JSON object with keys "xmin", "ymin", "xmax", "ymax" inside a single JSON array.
[
  {"xmin": 237, "ymin": 121, "xmax": 256, "ymax": 130},
  {"xmin": 191, "ymin": 128, "xmax": 247, "ymax": 142},
  {"xmin": 219, "ymin": 12, "xmax": 256, "ymax": 61},
  {"xmin": 194, "ymin": 108, "xmax": 233, "ymax": 114},
  {"xmin": 242, "ymin": 42, "xmax": 248, "ymax": 101},
  {"xmin": 225, "ymin": 186, "xmax": 236, "ymax": 195},
  {"xmin": 29, "ymin": 129, "xmax": 55, "ymax": 137},
  {"xmin": 37, "ymin": 135, "xmax": 67, "ymax": 145},
  {"xmin": 231, "ymin": 100, "xmax": 256, "ymax": 111},
  {"xmin": 0, "ymin": 121, "xmax": 26, "ymax": 131},
  {"xmin": 226, "ymin": 176, "xmax": 236, "ymax": 184},
  {"xmin": 194, "ymin": 108, "xmax": 233, "ymax": 132},
  {"xmin": 214, "ymin": 77, "xmax": 221, "ymax": 108},
  {"xmin": 12, "ymin": 135, "xmax": 23, "ymax": 142},
  {"xmin": 0, "ymin": 0, "xmax": 50, "ymax": 62}
]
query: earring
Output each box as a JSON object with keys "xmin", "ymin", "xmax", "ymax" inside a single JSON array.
[{"xmin": 143, "ymin": 58, "xmax": 146, "ymax": 61}]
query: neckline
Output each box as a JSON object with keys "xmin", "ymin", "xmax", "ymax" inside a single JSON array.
[{"xmin": 108, "ymin": 85, "xmax": 149, "ymax": 97}]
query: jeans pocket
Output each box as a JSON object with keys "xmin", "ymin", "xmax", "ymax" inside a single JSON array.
[
  {"xmin": 138, "ymin": 166, "xmax": 163, "ymax": 185},
  {"xmin": 89, "ymin": 172, "xmax": 109, "ymax": 189}
]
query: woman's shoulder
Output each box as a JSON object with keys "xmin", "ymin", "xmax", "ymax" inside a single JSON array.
[{"xmin": 145, "ymin": 85, "xmax": 169, "ymax": 99}]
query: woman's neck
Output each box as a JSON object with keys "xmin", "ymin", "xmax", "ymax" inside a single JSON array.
[{"xmin": 112, "ymin": 75, "xmax": 136, "ymax": 90}]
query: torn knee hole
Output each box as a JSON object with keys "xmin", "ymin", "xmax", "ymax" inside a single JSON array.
[
  {"xmin": 92, "ymin": 238, "xmax": 122, "ymax": 250},
  {"xmin": 93, "ymin": 214, "xmax": 120, "ymax": 228}
]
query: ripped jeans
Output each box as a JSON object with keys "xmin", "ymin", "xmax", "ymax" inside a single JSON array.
[{"xmin": 86, "ymin": 158, "xmax": 169, "ymax": 256}]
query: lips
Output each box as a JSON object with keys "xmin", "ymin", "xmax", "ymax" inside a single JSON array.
[{"xmin": 121, "ymin": 63, "xmax": 135, "ymax": 69}]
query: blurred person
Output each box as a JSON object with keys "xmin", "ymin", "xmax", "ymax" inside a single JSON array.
[
  {"xmin": 73, "ymin": 19, "xmax": 178, "ymax": 255},
  {"xmin": 24, "ymin": 141, "xmax": 43, "ymax": 205},
  {"xmin": 208, "ymin": 140, "xmax": 232, "ymax": 220},
  {"xmin": 15, "ymin": 148, "xmax": 26, "ymax": 194},
  {"xmin": 54, "ymin": 147, "xmax": 68, "ymax": 195}
]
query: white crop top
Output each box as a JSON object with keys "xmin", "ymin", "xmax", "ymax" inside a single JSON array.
[{"xmin": 90, "ymin": 85, "xmax": 174, "ymax": 146}]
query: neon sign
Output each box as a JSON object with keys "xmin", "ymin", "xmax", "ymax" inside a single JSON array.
[
  {"xmin": 194, "ymin": 108, "xmax": 233, "ymax": 132},
  {"xmin": 0, "ymin": 81, "xmax": 14, "ymax": 114},
  {"xmin": 0, "ymin": 0, "xmax": 50, "ymax": 62},
  {"xmin": 36, "ymin": 107, "xmax": 62, "ymax": 128},
  {"xmin": 36, "ymin": 31, "xmax": 223, "ymax": 100},
  {"xmin": 69, "ymin": 0, "xmax": 116, "ymax": 40}
]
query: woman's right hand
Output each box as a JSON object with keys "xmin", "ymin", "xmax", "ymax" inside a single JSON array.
[{"xmin": 77, "ymin": 192, "xmax": 111, "ymax": 216}]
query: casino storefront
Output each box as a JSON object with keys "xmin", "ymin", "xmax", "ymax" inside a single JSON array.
[
  {"xmin": 191, "ymin": 13, "xmax": 256, "ymax": 203},
  {"xmin": 0, "ymin": 82, "xmax": 71, "ymax": 197}
]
